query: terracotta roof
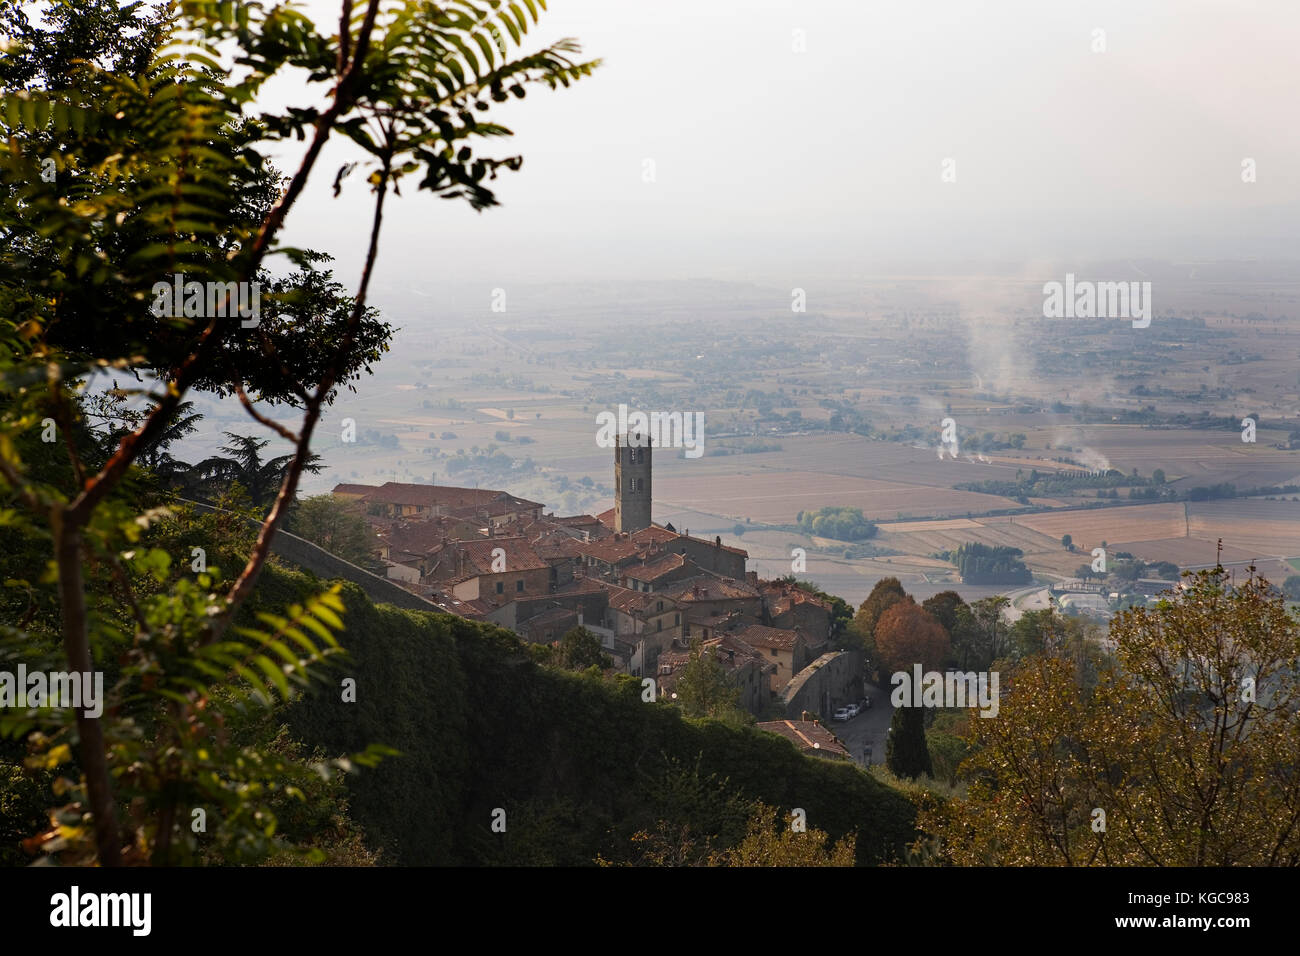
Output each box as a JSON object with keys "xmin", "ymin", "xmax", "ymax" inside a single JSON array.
[
  {"xmin": 658, "ymin": 574, "xmax": 760, "ymax": 603},
  {"xmin": 757, "ymin": 720, "xmax": 851, "ymax": 759},
  {"xmin": 553, "ymin": 514, "xmax": 609, "ymax": 532},
  {"xmin": 685, "ymin": 609, "xmax": 736, "ymax": 628},
  {"xmin": 729, "ymin": 624, "xmax": 802, "ymax": 652},
  {"xmin": 624, "ymin": 552, "xmax": 691, "ymax": 582},
  {"xmin": 379, "ymin": 520, "xmax": 456, "ymax": 558},
  {"xmin": 714, "ymin": 633, "xmax": 770, "ymax": 671},
  {"xmin": 454, "ymin": 536, "xmax": 549, "ymax": 574},
  {"xmin": 676, "ymin": 533, "xmax": 748, "ymax": 558},
  {"xmin": 550, "ymin": 576, "xmax": 609, "ymax": 598},
  {"xmin": 762, "ymin": 580, "xmax": 831, "ymax": 616},
  {"xmin": 575, "ymin": 526, "xmax": 678, "ymax": 565},
  {"xmin": 446, "ymin": 494, "xmax": 544, "ymax": 519},
  {"xmin": 352, "ymin": 482, "xmax": 540, "ymax": 511},
  {"xmin": 518, "ymin": 606, "xmax": 575, "ymax": 630},
  {"xmin": 604, "ymin": 584, "xmax": 676, "ymax": 616},
  {"xmin": 331, "ymin": 483, "xmax": 376, "ymax": 497},
  {"xmin": 658, "ymin": 634, "xmax": 765, "ymax": 675},
  {"xmin": 430, "ymin": 596, "xmax": 494, "ymax": 620}
]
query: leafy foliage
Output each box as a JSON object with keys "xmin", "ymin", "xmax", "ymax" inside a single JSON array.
[
  {"xmin": 0, "ymin": 0, "xmax": 596, "ymax": 865},
  {"xmin": 920, "ymin": 567, "xmax": 1300, "ymax": 865},
  {"xmin": 946, "ymin": 542, "xmax": 1031, "ymax": 585},
  {"xmin": 874, "ymin": 600, "xmax": 950, "ymax": 674},
  {"xmin": 886, "ymin": 706, "xmax": 932, "ymax": 781},
  {"xmin": 674, "ymin": 639, "xmax": 748, "ymax": 726},
  {"xmin": 796, "ymin": 506, "xmax": 877, "ymax": 541},
  {"xmin": 288, "ymin": 494, "xmax": 382, "ymax": 571}
]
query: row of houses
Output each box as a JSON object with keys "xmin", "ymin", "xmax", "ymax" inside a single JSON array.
[{"xmin": 332, "ymin": 481, "xmax": 842, "ymax": 719}]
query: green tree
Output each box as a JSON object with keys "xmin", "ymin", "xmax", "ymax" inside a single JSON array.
[
  {"xmin": 675, "ymin": 641, "xmax": 746, "ymax": 724},
  {"xmin": 289, "ymin": 494, "xmax": 381, "ymax": 570},
  {"xmin": 0, "ymin": 0, "xmax": 596, "ymax": 865},
  {"xmin": 921, "ymin": 590, "xmax": 965, "ymax": 636},
  {"xmin": 1061, "ymin": 533, "xmax": 1073, "ymax": 551},
  {"xmin": 953, "ymin": 595, "xmax": 1011, "ymax": 670},
  {"xmin": 922, "ymin": 567, "xmax": 1300, "ymax": 865},
  {"xmin": 886, "ymin": 706, "xmax": 932, "ymax": 780},
  {"xmin": 851, "ymin": 576, "xmax": 907, "ymax": 657},
  {"xmin": 194, "ymin": 432, "xmax": 324, "ymax": 510},
  {"xmin": 555, "ymin": 626, "xmax": 611, "ymax": 671}
]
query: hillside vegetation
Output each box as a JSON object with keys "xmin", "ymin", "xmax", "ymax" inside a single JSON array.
[{"xmin": 254, "ymin": 566, "xmax": 917, "ymax": 865}]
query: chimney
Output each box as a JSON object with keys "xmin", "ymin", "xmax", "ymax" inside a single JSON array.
[{"xmin": 801, "ymin": 710, "xmax": 810, "ymax": 721}]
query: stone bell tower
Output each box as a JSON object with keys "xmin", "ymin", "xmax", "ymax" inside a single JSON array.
[{"xmin": 614, "ymin": 430, "xmax": 652, "ymax": 533}]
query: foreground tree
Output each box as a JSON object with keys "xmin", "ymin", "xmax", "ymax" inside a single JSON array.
[
  {"xmin": 921, "ymin": 567, "xmax": 1300, "ymax": 865},
  {"xmin": 708, "ymin": 803, "xmax": 855, "ymax": 867},
  {"xmin": 0, "ymin": 0, "xmax": 597, "ymax": 864}
]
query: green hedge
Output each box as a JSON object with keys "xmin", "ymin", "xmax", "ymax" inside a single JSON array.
[{"xmin": 257, "ymin": 565, "xmax": 916, "ymax": 865}]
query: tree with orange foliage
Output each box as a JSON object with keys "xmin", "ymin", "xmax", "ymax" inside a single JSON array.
[{"xmin": 875, "ymin": 600, "xmax": 951, "ymax": 674}]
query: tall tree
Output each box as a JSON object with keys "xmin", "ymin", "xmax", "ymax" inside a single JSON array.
[
  {"xmin": 886, "ymin": 707, "xmax": 933, "ymax": 781},
  {"xmin": 874, "ymin": 600, "xmax": 950, "ymax": 674},
  {"xmin": 0, "ymin": 0, "xmax": 597, "ymax": 865},
  {"xmin": 194, "ymin": 432, "xmax": 323, "ymax": 509},
  {"xmin": 555, "ymin": 626, "xmax": 612, "ymax": 672},
  {"xmin": 921, "ymin": 590, "xmax": 965, "ymax": 636},
  {"xmin": 675, "ymin": 641, "xmax": 746, "ymax": 724},
  {"xmin": 922, "ymin": 567, "xmax": 1300, "ymax": 865},
  {"xmin": 289, "ymin": 494, "xmax": 381, "ymax": 570},
  {"xmin": 953, "ymin": 595, "xmax": 1011, "ymax": 670},
  {"xmin": 850, "ymin": 576, "xmax": 907, "ymax": 658}
]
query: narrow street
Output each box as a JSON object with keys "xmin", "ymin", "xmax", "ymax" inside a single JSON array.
[{"xmin": 825, "ymin": 678, "xmax": 894, "ymax": 768}]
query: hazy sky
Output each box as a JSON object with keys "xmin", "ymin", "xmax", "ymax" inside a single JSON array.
[{"xmin": 264, "ymin": 0, "xmax": 1300, "ymax": 288}]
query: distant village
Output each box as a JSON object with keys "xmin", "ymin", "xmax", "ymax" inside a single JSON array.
[{"xmin": 330, "ymin": 433, "xmax": 865, "ymax": 760}]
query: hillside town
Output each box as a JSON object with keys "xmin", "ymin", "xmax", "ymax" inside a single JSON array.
[{"xmin": 330, "ymin": 435, "xmax": 864, "ymax": 741}]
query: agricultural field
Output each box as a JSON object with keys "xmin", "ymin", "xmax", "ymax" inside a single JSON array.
[{"xmin": 173, "ymin": 271, "xmax": 1300, "ymax": 608}]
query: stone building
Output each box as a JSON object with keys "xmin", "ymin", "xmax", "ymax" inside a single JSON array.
[{"xmin": 614, "ymin": 431, "xmax": 652, "ymax": 533}]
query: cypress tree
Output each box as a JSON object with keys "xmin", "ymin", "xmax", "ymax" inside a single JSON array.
[{"xmin": 886, "ymin": 706, "xmax": 933, "ymax": 780}]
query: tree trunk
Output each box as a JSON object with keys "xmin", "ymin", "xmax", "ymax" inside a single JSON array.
[{"xmin": 54, "ymin": 511, "xmax": 122, "ymax": 866}]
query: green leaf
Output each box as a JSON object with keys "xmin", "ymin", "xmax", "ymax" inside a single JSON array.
[{"xmin": 252, "ymin": 654, "xmax": 290, "ymax": 699}]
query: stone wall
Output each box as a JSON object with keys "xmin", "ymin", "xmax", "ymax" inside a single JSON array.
[
  {"xmin": 181, "ymin": 499, "xmax": 442, "ymax": 613},
  {"xmin": 780, "ymin": 650, "xmax": 863, "ymax": 720}
]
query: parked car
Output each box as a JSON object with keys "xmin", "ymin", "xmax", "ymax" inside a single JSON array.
[
  {"xmin": 860, "ymin": 696, "xmax": 872, "ymax": 710},
  {"xmin": 832, "ymin": 706, "xmax": 852, "ymax": 722},
  {"xmin": 844, "ymin": 703, "xmax": 860, "ymax": 718}
]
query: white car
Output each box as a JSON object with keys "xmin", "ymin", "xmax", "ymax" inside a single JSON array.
[
  {"xmin": 844, "ymin": 703, "xmax": 860, "ymax": 718},
  {"xmin": 832, "ymin": 707, "xmax": 852, "ymax": 722}
]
